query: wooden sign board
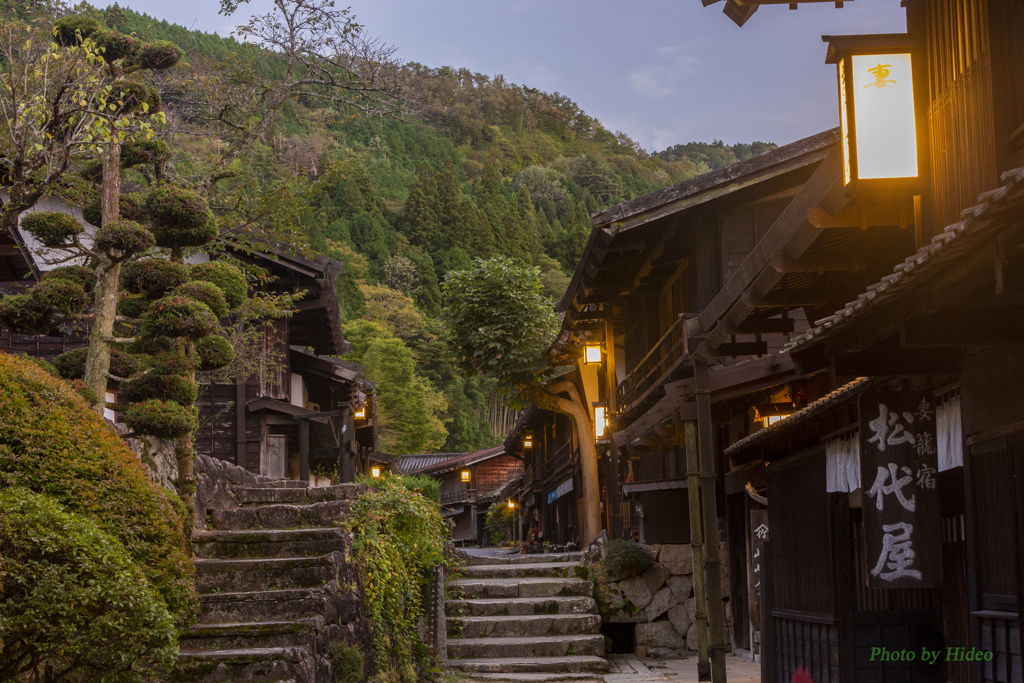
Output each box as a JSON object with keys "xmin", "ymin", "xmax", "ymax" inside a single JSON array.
[
  {"xmin": 859, "ymin": 390, "xmax": 942, "ymax": 588},
  {"xmin": 750, "ymin": 509, "xmax": 769, "ymax": 628}
]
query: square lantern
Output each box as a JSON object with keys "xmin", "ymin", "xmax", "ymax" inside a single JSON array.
[
  {"xmin": 824, "ymin": 34, "xmax": 925, "ymax": 191},
  {"xmin": 593, "ymin": 403, "xmax": 608, "ymax": 439},
  {"xmin": 523, "ymin": 435, "xmax": 533, "ymax": 449},
  {"xmin": 583, "ymin": 342, "xmax": 603, "ymax": 366},
  {"xmin": 371, "ymin": 466, "xmax": 381, "ymax": 478},
  {"xmin": 354, "ymin": 406, "xmax": 366, "ymax": 420},
  {"xmin": 460, "ymin": 470, "xmax": 471, "ymax": 482}
]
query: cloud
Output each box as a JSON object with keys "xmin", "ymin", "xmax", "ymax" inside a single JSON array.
[{"xmin": 626, "ymin": 47, "xmax": 701, "ymax": 99}]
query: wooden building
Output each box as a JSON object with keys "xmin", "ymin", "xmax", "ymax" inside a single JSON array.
[
  {"xmin": 509, "ymin": 406, "xmax": 583, "ymax": 549},
  {"xmin": 398, "ymin": 446, "xmax": 523, "ymax": 545},
  {"xmin": 0, "ymin": 210, "xmax": 378, "ymax": 482}
]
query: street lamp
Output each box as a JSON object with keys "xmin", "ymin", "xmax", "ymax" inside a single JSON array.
[
  {"xmin": 508, "ymin": 499, "xmax": 515, "ymax": 509},
  {"xmin": 583, "ymin": 342, "xmax": 603, "ymax": 366},
  {"xmin": 824, "ymin": 34, "xmax": 924, "ymax": 190},
  {"xmin": 371, "ymin": 466, "xmax": 381, "ymax": 478}
]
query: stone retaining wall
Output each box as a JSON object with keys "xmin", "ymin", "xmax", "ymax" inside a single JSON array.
[{"xmin": 583, "ymin": 535, "xmax": 730, "ymax": 658}]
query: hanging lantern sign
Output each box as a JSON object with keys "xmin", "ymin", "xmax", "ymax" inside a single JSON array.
[{"xmin": 824, "ymin": 33, "xmax": 925, "ymax": 190}]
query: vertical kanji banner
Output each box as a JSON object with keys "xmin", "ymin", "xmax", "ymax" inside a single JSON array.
[
  {"xmin": 750, "ymin": 510, "xmax": 769, "ymax": 631},
  {"xmin": 859, "ymin": 390, "xmax": 942, "ymax": 588}
]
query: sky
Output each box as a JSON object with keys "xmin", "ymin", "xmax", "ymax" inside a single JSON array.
[{"xmin": 102, "ymin": 0, "xmax": 908, "ymax": 152}]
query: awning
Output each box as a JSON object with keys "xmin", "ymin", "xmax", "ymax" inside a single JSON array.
[
  {"xmin": 621, "ymin": 479, "xmax": 688, "ymax": 497},
  {"xmin": 442, "ymin": 506, "xmax": 465, "ymax": 517},
  {"xmin": 547, "ymin": 478, "xmax": 573, "ymax": 504}
]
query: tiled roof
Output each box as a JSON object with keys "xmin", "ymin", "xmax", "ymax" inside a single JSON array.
[
  {"xmin": 723, "ymin": 377, "xmax": 873, "ymax": 457},
  {"xmin": 788, "ymin": 166, "xmax": 1024, "ymax": 351},
  {"xmin": 396, "ymin": 445, "xmax": 506, "ymax": 475}
]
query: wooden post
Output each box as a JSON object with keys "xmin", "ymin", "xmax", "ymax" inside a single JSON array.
[
  {"xmin": 695, "ymin": 359, "xmax": 728, "ymax": 682},
  {"xmin": 338, "ymin": 403, "xmax": 355, "ymax": 483},
  {"xmin": 685, "ymin": 421, "xmax": 712, "ymax": 681},
  {"xmin": 606, "ymin": 319, "xmax": 622, "ymax": 539},
  {"xmin": 298, "ymin": 417, "xmax": 309, "ymax": 482}
]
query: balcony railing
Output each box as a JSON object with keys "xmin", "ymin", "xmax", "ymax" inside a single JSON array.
[
  {"xmin": 440, "ymin": 482, "xmax": 470, "ymax": 505},
  {"xmin": 616, "ymin": 314, "xmax": 691, "ymax": 414},
  {"xmin": 546, "ymin": 441, "xmax": 573, "ymax": 479}
]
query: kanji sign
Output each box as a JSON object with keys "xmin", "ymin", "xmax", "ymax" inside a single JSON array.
[
  {"xmin": 750, "ymin": 510, "xmax": 768, "ymax": 632},
  {"xmin": 859, "ymin": 390, "xmax": 942, "ymax": 588}
]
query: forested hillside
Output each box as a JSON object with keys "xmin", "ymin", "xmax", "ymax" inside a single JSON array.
[{"xmin": 15, "ymin": 2, "xmax": 775, "ymax": 455}]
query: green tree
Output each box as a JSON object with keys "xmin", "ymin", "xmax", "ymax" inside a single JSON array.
[{"xmin": 441, "ymin": 257, "xmax": 601, "ymax": 544}]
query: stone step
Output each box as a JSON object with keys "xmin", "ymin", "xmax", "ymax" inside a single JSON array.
[
  {"xmin": 446, "ymin": 596, "xmax": 598, "ymax": 617},
  {"xmin": 211, "ymin": 501, "xmax": 352, "ymax": 531},
  {"xmin": 173, "ymin": 647, "xmax": 314, "ymax": 683},
  {"xmin": 447, "ymin": 634, "xmax": 605, "ymax": 659},
  {"xmin": 448, "ymin": 613, "xmax": 601, "ymax": 639},
  {"xmin": 446, "ymin": 655, "xmax": 609, "ymax": 674},
  {"xmin": 472, "ymin": 674, "xmax": 602, "ymax": 682},
  {"xmin": 450, "ymin": 577, "xmax": 593, "ymax": 600},
  {"xmin": 259, "ymin": 480, "xmax": 310, "ymax": 489},
  {"xmin": 195, "ymin": 555, "xmax": 338, "ymax": 594},
  {"xmin": 200, "ymin": 588, "xmax": 340, "ymax": 624},
  {"xmin": 466, "ymin": 552, "xmax": 584, "ymax": 566},
  {"xmin": 180, "ymin": 618, "xmax": 322, "ymax": 651},
  {"xmin": 458, "ymin": 561, "xmax": 579, "ymax": 579},
  {"xmin": 192, "ymin": 528, "xmax": 348, "ymax": 559},
  {"xmin": 235, "ymin": 484, "xmax": 369, "ymax": 506}
]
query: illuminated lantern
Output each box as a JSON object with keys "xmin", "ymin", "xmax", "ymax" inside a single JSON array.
[
  {"xmin": 824, "ymin": 34, "xmax": 924, "ymax": 189},
  {"xmin": 523, "ymin": 435, "xmax": 533, "ymax": 449},
  {"xmin": 354, "ymin": 406, "xmax": 366, "ymax": 419},
  {"xmin": 371, "ymin": 466, "xmax": 381, "ymax": 478},
  {"xmin": 508, "ymin": 499, "xmax": 515, "ymax": 509},
  {"xmin": 461, "ymin": 470, "xmax": 471, "ymax": 482},
  {"xmin": 594, "ymin": 403, "xmax": 608, "ymax": 439},
  {"xmin": 583, "ymin": 342, "xmax": 603, "ymax": 366}
]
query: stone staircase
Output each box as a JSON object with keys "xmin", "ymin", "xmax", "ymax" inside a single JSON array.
[
  {"xmin": 445, "ymin": 552, "xmax": 608, "ymax": 679},
  {"xmin": 173, "ymin": 480, "xmax": 370, "ymax": 683}
]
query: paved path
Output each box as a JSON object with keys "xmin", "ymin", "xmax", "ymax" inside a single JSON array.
[{"xmin": 455, "ymin": 653, "xmax": 760, "ymax": 682}]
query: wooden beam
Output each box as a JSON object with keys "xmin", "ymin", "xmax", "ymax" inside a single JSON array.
[
  {"xmin": 744, "ymin": 288, "xmax": 827, "ymax": 307},
  {"xmin": 899, "ymin": 306, "xmax": 1024, "ymax": 347},
  {"xmin": 807, "ymin": 200, "xmax": 908, "ymax": 230},
  {"xmin": 729, "ymin": 317, "xmax": 795, "ymax": 335},
  {"xmin": 709, "ymin": 341, "xmax": 768, "ymax": 357},
  {"xmin": 833, "ymin": 347, "xmax": 964, "ymax": 375},
  {"xmin": 771, "ymin": 252, "xmax": 866, "ymax": 273}
]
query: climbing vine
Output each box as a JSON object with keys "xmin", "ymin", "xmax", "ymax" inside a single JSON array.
[{"xmin": 345, "ymin": 473, "xmax": 450, "ymax": 683}]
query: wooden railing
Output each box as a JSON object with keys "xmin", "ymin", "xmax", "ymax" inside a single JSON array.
[
  {"xmin": 440, "ymin": 482, "xmax": 470, "ymax": 505},
  {"xmin": 616, "ymin": 314, "xmax": 690, "ymax": 414}
]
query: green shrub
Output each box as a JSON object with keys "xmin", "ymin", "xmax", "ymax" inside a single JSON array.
[
  {"xmin": 52, "ymin": 15, "xmax": 102, "ymax": 45},
  {"xmin": 111, "ymin": 79, "xmax": 161, "ymax": 115},
  {"xmin": 123, "ymin": 372, "xmax": 198, "ymax": 407},
  {"xmin": 0, "ymin": 294, "xmax": 48, "ymax": 333},
  {"xmin": 485, "ymin": 502, "xmax": 514, "ymax": 545},
  {"xmin": 94, "ymin": 218, "xmax": 155, "ymax": 257},
  {"xmin": 121, "ymin": 139, "xmax": 172, "ymax": 168},
  {"xmin": 146, "ymin": 186, "xmax": 217, "ymax": 247},
  {"xmin": 43, "ymin": 265, "xmax": 96, "ymax": 293},
  {"xmin": 604, "ymin": 540, "xmax": 654, "ymax": 579},
  {"xmin": 20, "ymin": 211, "xmax": 82, "ymax": 247},
  {"xmin": 196, "ymin": 334, "xmax": 236, "ymax": 371},
  {"xmin": 328, "ymin": 640, "xmax": 365, "ymax": 683},
  {"xmin": 346, "ymin": 473, "xmax": 449, "ymax": 683},
  {"xmin": 190, "ymin": 260, "xmax": 247, "ymax": 310},
  {"xmin": 29, "ymin": 277, "xmax": 87, "ymax": 315},
  {"xmin": 124, "ymin": 398, "xmax": 199, "ymax": 439},
  {"xmin": 53, "ymin": 347, "xmax": 139, "ymax": 382},
  {"xmin": 0, "ymin": 488, "xmax": 178, "ymax": 682},
  {"xmin": 122, "ymin": 259, "xmax": 190, "ymax": 297},
  {"xmin": 133, "ymin": 40, "xmax": 182, "ymax": 70},
  {"xmin": 92, "ymin": 28, "xmax": 138, "ymax": 62},
  {"xmin": 82, "ymin": 192, "xmax": 146, "ymax": 227},
  {"xmin": 0, "ymin": 353, "xmax": 197, "ymax": 627},
  {"xmin": 172, "ymin": 280, "xmax": 228, "ymax": 318},
  {"xmin": 142, "ymin": 295, "xmax": 218, "ymax": 339}
]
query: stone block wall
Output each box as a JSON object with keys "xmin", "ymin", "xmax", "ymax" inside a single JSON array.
[{"xmin": 584, "ymin": 536, "xmax": 730, "ymax": 659}]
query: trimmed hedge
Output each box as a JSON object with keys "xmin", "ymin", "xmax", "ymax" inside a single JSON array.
[
  {"xmin": 52, "ymin": 347, "xmax": 139, "ymax": 382},
  {"xmin": 122, "ymin": 259, "xmax": 190, "ymax": 297},
  {"xmin": 190, "ymin": 260, "xmax": 247, "ymax": 310},
  {"xmin": 0, "ymin": 488, "xmax": 178, "ymax": 681},
  {"xmin": 20, "ymin": 211, "xmax": 82, "ymax": 247},
  {"xmin": 172, "ymin": 280, "xmax": 228, "ymax": 318},
  {"xmin": 142, "ymin": 295, "xmax": 218, "ymax": 340},
  {"xmin": 82, "ymin": 192, "xmax": 146, "ymax": 228},
  {"xmin": 124, "ymin": 399, "xmax": 199, "ymax": 440},
  {"xmin": 94, "ymin": 218, "xmax": 155, "ymax": 257},
  {"xmin": 43, "ymin": 265, "xmax": 96, "ymax": 293},
  {"xmin": 604, "ymin": 540, "xmax": 654, "ymax": 580},
  {"xmin": 0, "ymin": 353, "xmax": 197, "ymax": 626},
  {"xmin": 146, "ymin": 186, "xmax": 216, "ymax": 248},
  {"xmin": 196, "ymin": 334, "xmax": 236, "ymax": 372},
  {"xmin": 52, "ymin": 15, "xmax": 101, "ymax": 46}
]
